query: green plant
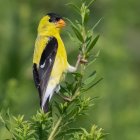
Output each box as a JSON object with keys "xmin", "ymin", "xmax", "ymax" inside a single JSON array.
[{"xmin": 0, "ymin": 0, "xmax": 105, "ymax": 139}]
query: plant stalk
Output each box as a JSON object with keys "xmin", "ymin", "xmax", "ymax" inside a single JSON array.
[{"xmin": 48, "ymin": 117, "xmax": 62, "ymax": 140}]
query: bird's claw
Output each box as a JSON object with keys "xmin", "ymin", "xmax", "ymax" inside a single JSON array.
[
  {"xmin": 78, "ymin": 54, "xmax": 88, "ymax": 64},
  {"xmin": 80, "ymin": 59, "xmax": 88, "ymax": 64}
]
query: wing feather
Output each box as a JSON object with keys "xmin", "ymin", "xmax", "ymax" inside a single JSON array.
[{"xmin": 33, "ymin": 37, "xmax": 58, "ymax": 109}]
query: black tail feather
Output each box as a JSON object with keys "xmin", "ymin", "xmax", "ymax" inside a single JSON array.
[{"xmin": 42, "ymin": 98, "xmax": 50, "ymax": 113}]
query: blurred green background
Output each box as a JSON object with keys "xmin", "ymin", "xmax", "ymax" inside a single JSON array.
[{"xmin": 0, "ymin": 0, "xmax": 140, "ymax": 139}]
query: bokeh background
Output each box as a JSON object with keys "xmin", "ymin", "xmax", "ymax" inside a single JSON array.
[{"xmin": 0, "ymin": 0, "xmax": 140, "ymax": 139}]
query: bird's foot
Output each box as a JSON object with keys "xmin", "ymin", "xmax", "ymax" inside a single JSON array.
[
  {"xmin": 77, "ymin": 54, "xmax": 88, "ymax": 65},
  {"xmin": 80, "ymin": 58, "xmax": 88, "ymax": 64}
]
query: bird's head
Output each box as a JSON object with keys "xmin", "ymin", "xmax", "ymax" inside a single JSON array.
[{"xmin": 38, "ymin": 13, "xmax": 66, "ymax": 36}]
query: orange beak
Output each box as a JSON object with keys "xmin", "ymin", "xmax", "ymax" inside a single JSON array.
[{"xmin": 56, "ymin": 19, "xmax": 66, "ymax": 28}]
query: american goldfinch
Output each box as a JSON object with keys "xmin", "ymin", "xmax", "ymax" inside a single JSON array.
[{"xmin": 33, "ymin": 13, "xmax": 77, "ymax": 112}]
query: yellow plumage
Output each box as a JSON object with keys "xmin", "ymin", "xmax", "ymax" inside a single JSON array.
[
  {"xmin": 51, "ymin": 34, "xmax": 68, "ymax": 79},
  {"xmin": 33, "ymin": 14, "xmax": 75, "ymax": 112}
]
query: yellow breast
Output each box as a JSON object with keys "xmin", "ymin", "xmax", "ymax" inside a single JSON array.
[{"xmin": 51, "ymin": 34, "xmax": 68, "ymax": 78}]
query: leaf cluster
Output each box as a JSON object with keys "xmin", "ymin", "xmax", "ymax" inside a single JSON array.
[
  {"xmin": 0, "ymin": 109, "xmax": 105, "ymax": 140},
  {"xmin": 66, "ymin": 0, "xmax": 102, "ymax": 60},
  {"xmin": 0, "ymin": 110, "xmax": 52, "ymax": 140},
  {"xmin": 71, "ymin": 125, "xmax": 105, "ymax": 140}
]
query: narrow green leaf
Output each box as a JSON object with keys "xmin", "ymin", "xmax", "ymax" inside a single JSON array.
[
  {"xmin": 71, "ymin": 26, "xmax": 84, "ymax": 42},
  {"xmin": 60, "ymin": 85, "xmax": 69, "ymax": 93},
  {"xmin": 84, "ymin": 9, "xmax": 90, "ymax": 24},
  {"xmin": 66, "ymin": 103, "xmax": 76, "ymax": 116},
  {"xmin": 87, "ymin": 0, "xmax": 96, "ymax": 8},
  {"xmin": 0, "ymin": 115, "xmax": 5, "ymax": 124},
  {"xmin": 92, "ymin": 18, "xmax": 103, "ymax": 31},
  {"xmin": 86, "ymin": 35, "xmax": 100, "ymax": 53},
  {"xmin": 66, "ymin": 18, "xmax": 84, "ymax": 42},
  {"xmin": 75, "ymin": 20, "xmax": 82, "ymax": 28},
  {"xmin": 95, "ymin": 49, "xmax": 101, "ymax": 57},
  {"xmin": 0, "ymin": 115, "xmax": 11, "ymax": 133},
  {"xmin": 87, "ymin": 50, "xmax": 101, "ymax": 67},
  {"xmin": 86, "ymin": 35, "xmax": 92, "ymax": 45},
  {"xmin": 82, "ymin": 78, "xmax": 103, "ymax": 91},
  {"xmin": 66, "ymin": 3, "xmax": 80, "ymax": 14},
  {"xmin": 88, "ymin": 70, "xmax": 97, "ymax": 77},
  {"xmin": 6, "ymin": 109, "xmax": 10, "ymax": 119},
  {"xmin": 83, "ymin": 71, "xmax": 97, "ymax": 85},
  {"xmin": 86, "ymin": 58, "xmax": 95, "ymax": 67}
]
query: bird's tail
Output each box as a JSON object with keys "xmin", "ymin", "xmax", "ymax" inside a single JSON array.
[
  {"xmin": 42, "ymin": 98, "xmax": 49, "ymax": 113},
  {"xmin": 41, "ymin": 83, "xmax": 56, "ymax": 113}
]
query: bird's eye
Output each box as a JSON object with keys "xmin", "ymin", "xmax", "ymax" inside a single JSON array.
[
  {"xmin": 49, "ymin": 17, "xmax": 61, "ymax": 23},
  {"xmin": 49, "ymin": 18, "xmax": 53, "ymax": 22}
]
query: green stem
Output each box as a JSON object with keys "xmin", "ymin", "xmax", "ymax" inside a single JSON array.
[
  {"xmin": 48, "ymin": 117, "xmax": 62, "ymax": 140},
  {"xmin": 72, "ymin": 90, "xmax": 80, "ymax": 101}
]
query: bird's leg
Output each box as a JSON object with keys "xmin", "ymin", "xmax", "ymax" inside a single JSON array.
[
  {"xmin": 75, "ymin": 54, "xmax": 82, "ymax": 70},
  {"xmin": 68, "ymin": 54, "xmax": 88, "ymax": 73},
  {"xmin": 67, "ymin": 54, "xmax": 82, "ymax": 73}
]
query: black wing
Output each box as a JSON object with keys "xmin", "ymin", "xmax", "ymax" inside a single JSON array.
[{"xmin": 33, "ymin": 37, "xmax": 58, "ymax": 110}]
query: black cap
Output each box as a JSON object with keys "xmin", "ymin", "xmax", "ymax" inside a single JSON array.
[{"xmin": 47, "ymin": 13, "xmax": 62, "ymax": 23}]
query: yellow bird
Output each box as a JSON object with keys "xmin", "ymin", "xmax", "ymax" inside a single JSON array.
[{"xmin": 33, "ymin": 13, "xmax": 77, "ymax": 112}]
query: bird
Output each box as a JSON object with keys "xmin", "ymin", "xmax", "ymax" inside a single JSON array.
[{"xmin": 33, "ymin": 13, "xmax": 78, "ymax": 112}]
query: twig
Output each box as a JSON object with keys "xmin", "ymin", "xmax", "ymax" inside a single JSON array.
[{"xmin": 48, "ymin": 117, "xmax": 62, "ymax": 140}]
